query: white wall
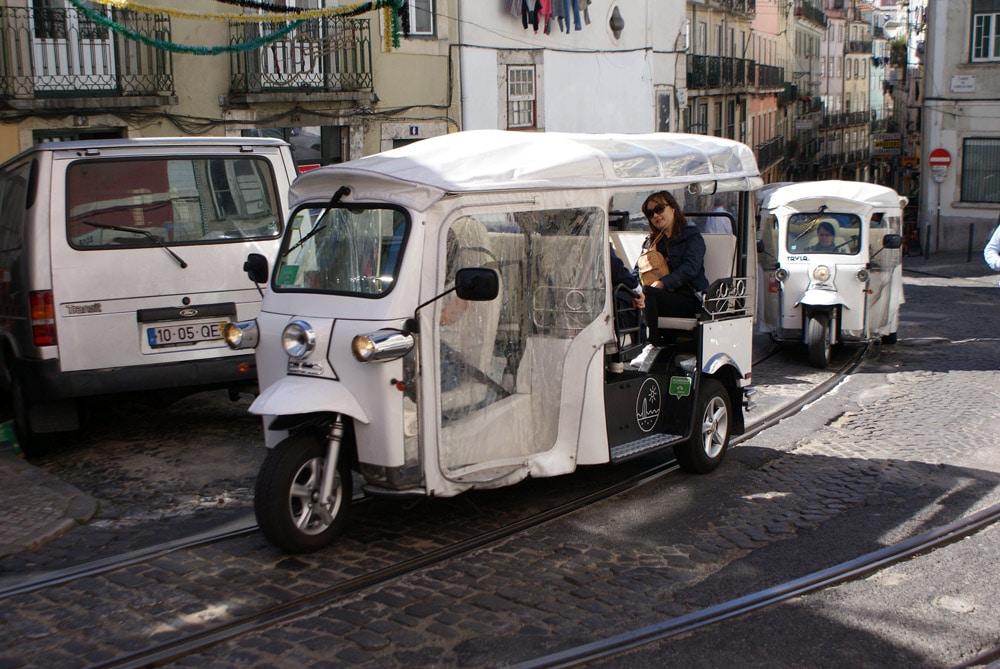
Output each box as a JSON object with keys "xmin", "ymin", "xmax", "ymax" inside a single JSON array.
[
  {"xmin": 459, "ymin": 47, "xmax": 500, "ymax": 131},
  {"xmin": 543, "ymin": 50, "xmax": 654, "ymax": 133}
]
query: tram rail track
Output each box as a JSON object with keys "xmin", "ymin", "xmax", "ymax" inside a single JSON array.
[
  {"xmin": 514, "ymin": 500, "xmax": 1000, "ymax": 668},
  {"xmin": 3, "ymin": 344, "xmax": 866, "ymax": 667}
]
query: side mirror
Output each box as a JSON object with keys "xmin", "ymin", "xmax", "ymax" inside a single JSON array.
[
  {"xmin": 882, "ymin": 233, "xmax": 902, "ymax": 250},
  {"xmin": 455, "ymin": 267, "xmax": 499, "ymax": 301},
  {"xmin": 244, "ymin": 253, "xmax": 269, "ymax": 284}
]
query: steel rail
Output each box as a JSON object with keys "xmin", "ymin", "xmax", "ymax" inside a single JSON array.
[
  {"xmin": 92, "ymin": 460, "xmax": 683, "ymax": 669},
  {"xmin": 4, "ymin": 343, "xmax": 859, "ymax": 603},
  {"xmin": 93, "ymin": 348, "xmax": 864, "ymax": 668},
  {"xmin": 513, "ymin": 501, "xmax": 1000, "ymax": 668}
]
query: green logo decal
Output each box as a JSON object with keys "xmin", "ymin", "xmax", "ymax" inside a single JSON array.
[{"xmin": 669, "ymin": 376, "xmax": 692, "ymax": 399}]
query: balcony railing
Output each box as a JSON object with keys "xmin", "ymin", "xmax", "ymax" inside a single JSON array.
[
  {"xmin": 846, "ymin": 40, "xmax": 873, "ymax": 54},
  {"xmin": 793, "ymin": 2, "xmax": 827, "ymax": 28},
  {"xmin": 229, "ymin": 17, "xmax": 372, "ymax": 95},
  {"xmin": 754, "ymin": 63, "xmax": 784, "ymax": 90},
  {"xmin": 715, "ymin": 0, "xmax": 756, "ymax": 16},
  {"xmin": 754, "ymin": 135, "xmax": 785, "ymax": 171},
  {"xmin": 0, "ymin": 5, "xmax": 173, "ymax": 102},
  {"xmin": 821, "ymin": 110, "xmax": 870, "ymax": 128},
  {"xmin": 687, "ymin": 54, "xmax": 753, "ymax": 90}
]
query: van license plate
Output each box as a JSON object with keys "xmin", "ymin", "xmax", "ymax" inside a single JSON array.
[{"xmin": 146, "ymin": 320, "xmax": 227, "ymax": 348}]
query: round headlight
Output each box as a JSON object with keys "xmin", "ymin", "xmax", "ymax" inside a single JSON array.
[
  {"xmin": 352, "ymin": 330, "xmax": 415, "ymax": 363},
  {"xmin": 281, "ymin": 320, "xmax": 315, "ymax": 359},
  {"xmin": 774, "ymin": 268, "xmax": 789, "ymax": 282},
  {"xmin": 812, "ymin": 265, "xmax": 831, "ymax": 282},
  {"xmin": 224, "ymin": 320, "xmax": 258, "ymax": 350},
  {"xmin": 856, "ymin": 268, "xmax": 870, "ymax": 282},
  {"xmin": 352, "ymin": 335, "xmax": 377, "ymax": 362}
]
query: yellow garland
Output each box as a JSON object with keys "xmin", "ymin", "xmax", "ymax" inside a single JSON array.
[
  {"xmin": 383, "ymin": 6, "xmax": 392, "ymax": 53},
  {"xmin": 90, "ymin": 0, "xmax": 385, "ymax": 23}
]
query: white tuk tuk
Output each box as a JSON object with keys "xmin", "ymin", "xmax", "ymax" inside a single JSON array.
[
  {"xmin": 756, "ymin": 180, "xmax": 906, "ymax": 368},
  {"xmin": 226, "ymin": 130, "xmax": 763, "ymax": 552}
]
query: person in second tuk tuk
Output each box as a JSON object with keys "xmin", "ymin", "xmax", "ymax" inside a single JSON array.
[
  {"xmin": 806, "ymin": 220, "xmax": 839, "ymax": 253},
  {"xmin": 630, "ymin": 190, "xmax": 709, "ymax": 369}
]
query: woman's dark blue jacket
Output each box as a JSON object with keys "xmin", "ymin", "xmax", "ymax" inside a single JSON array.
[{"xmin": 633, "ymin": 224, "xmax": 709, "ymax": 293}]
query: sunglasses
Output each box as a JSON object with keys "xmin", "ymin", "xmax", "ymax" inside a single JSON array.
[{"xmin": 645, "ymin": 203, "xmax": 668, "ymax": 219}]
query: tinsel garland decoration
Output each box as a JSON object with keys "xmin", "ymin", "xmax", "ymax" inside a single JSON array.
[
  {"xmin": 89, "ymin": 0, "xmax": 407, "ymax": 47},
  {"xmin": 69, "ymin": 0, "xmax": 302, "ymax": 54},
  {"xmin": 94, "ymin": 0, "xmax": 405, "ymax": 25}
]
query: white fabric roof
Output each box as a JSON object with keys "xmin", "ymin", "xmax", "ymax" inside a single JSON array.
[
  {"xmin": 290, "ymin": 130, "xmax": 762, "ymax": 212},
  {"xmin": 758, "ymin": 180, "xmax": 907, "ymax": 211}
]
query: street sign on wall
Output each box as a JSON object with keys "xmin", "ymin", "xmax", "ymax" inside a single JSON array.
[{"xmin": 928, "ymin": 148, "xmax": 951, "ymax": 183}]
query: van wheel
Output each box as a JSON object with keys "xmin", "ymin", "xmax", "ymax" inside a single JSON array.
[
  {"xmin": 11, "ymin": 379, "xmax": 49, "ymax": 458},
  {"xmin": 254, "ymin": 433, "xmax": 352, "ymax": 553},
  {"xmin": 674, "ymin": 378, "xmax": 731, "ymax": 474},
  {"xmin": 806, "ymin": 313, "xmax": 831, "ymax": 369}
]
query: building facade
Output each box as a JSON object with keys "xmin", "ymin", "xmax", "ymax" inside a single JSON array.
[{"xmin": 920, "ymin": 0, "xmax": 1000, "ymax": 252}]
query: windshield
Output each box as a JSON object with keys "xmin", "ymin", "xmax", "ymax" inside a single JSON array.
[
  {"xmin": 785, "ymin": 212, "xmax": 861, "ymax": 255},
  {"xmin": 66, "ymin": 157, "xmax": 282, "ymax": 248},
  {"xmin": 274, "ymin": 205, "xmax": 408, "ymax": 295}
]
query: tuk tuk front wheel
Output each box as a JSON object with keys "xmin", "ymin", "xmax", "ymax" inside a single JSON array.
[
  {"xmin": 806, "ymin": 312, "xmax": 831, "ymax": 369},
  {"xmin": 254, "ymin": 433, "xmax": 353, "ymax": 553},
  {"xmin": 674, "ymin": 378, "xmax": 731, "ymax": 474}
]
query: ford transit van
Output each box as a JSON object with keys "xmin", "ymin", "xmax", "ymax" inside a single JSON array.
[{"xmin": 0, "ymin": 137, "xmax": 296, "ymax": 453}]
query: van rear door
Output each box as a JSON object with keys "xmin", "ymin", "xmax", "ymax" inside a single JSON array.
[{"xmin": 49, "ymin": 144, "xmax": 289, "ymax": 374}]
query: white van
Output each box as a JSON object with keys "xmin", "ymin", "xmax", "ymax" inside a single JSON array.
[{"xmin": 0, "ymin": 137, "xmax": 297, "ymax": 453}]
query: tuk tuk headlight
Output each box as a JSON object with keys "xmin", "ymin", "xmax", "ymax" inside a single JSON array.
[
  {"xmin": 856, "ymin": 269, "xmax": 870, "ymax": 282},
  {"xmin": 812, "ymin": 265, "xmax": 831, "ymax": 282},
  {"xmin": 282, "ymin": 320, "xmax": 316, "ymax": 360},
  {"xmin": 774, "ymin": 268, "xmax": 789, "ymax": 282},
  {"xmin": 224, "ymin": 320, "xmax": 259, "ymax": 350},
  {"xmin": 352, "ymin": 329, "xmax": 415, "ymax": 363}
]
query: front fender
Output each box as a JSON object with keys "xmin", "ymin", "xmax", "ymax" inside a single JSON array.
[
  {"xmin": 795, "ymin": 288, "xmax": 846, "ymax": 309},
  {"xmin": 250, "ymin": 375, "xmax": 370, "ymax": 424}
]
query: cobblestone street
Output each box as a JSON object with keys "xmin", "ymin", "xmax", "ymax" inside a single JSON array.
[
  {"xmin": 190, "ymin": 263, "xmax": 1000, "ymax": 667},
  {"xmin": 1, "ymin": 255, "xmax": 998, "ymax": 668}
]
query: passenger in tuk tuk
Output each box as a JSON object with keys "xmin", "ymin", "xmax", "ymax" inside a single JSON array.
[
  {"xmin": 805, "ymin": 221, "xmax": 838, "ymax": 253},
  {"xmin": 630, "ymin": 191, "xmax": 709, "ymax": 368}
]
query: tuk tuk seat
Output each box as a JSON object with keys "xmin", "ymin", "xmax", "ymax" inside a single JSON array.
[{"xmin": 656, "ymin": 232, "xmax": 737, "ymax": 332}]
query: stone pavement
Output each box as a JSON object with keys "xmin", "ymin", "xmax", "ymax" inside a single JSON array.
[
  {"xmin": 0, "ymin": 446, "xmax": 97, "ymax": 558},
  {"xmin": 0, "ymin": 249, "xmax": 995, "ymax": 561}
]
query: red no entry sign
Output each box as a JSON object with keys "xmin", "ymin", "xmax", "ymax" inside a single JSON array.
[{"xmin": 928, "ymin": 148, "xmax": 952, "ymax": 167}]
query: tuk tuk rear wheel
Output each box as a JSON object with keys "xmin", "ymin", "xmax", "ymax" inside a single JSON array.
[
  {"xmin": 254, "ymin": 433, "xmax": 352, "ymax": 553},
  {"xmin": 806, "ymin": 313, "xmax": 831, "ymax": 369},
  {"xmin": 674, "ymin": 378, "xmax": 731, "ymax": 474}
]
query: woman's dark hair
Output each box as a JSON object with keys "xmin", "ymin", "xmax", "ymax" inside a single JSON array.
[
  {"xmin": 817, "ymin": 221, "xmax": 836, "ymax": 237},
  {"xmin": 642, "ymin": 190, "xmax": 687, "ymax": 241}
]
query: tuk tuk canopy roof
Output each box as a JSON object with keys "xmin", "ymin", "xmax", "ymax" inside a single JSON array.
[
  {"xmin": 290, "ymin": 130, "xmax": 763, "ymax": 212},
  {"xmin": 758, "ymin": 180, "xmax": 908, "ymax": 212}
]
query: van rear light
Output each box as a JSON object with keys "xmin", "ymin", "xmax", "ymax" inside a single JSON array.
[{"xmin": 30, "ymin": 291, "xmax": 57, "ymax": 346}]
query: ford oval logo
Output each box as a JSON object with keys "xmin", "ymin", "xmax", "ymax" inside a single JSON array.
[{"xmin": 179, "ymin": 309, "xmax": 199, "ymax": 318}]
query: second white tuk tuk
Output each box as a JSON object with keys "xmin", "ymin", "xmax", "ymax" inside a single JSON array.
[
  {"xmin": 757, "ymin": 180, "xmax": 906, "ymax": 368},
  {"xmin": 227, "ymin": 130, "xmax": 763, "ymax": 552}
]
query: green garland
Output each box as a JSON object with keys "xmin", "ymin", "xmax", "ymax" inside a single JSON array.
[{"xmin": 68, "ymin": 0, "xmax": 303, "ymax": 55}]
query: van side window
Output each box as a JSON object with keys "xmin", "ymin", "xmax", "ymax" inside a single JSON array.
[
  {"xmin": 66, "ymin": 157, "xmax": 282, "ymax": 248},
  {"xmin": 0, "ymin": 165, "xmax": 30, "ymax": 252}
]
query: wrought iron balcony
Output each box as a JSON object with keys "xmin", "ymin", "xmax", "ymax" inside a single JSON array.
[
  {"xmin": 0, "ymin": 5, "xmax": 173, "ymax": 107},
  {"xmin": 754, "ymin": 63, "xmax": 784, "ymax": 90},
  {"xmin": 846, "ymin": 40, "xmax": 873, "ymax": 54},
  {"xmin": 793, "ymin": 2, "xmax": 827, "ymax": 28},
  {"xmin": 687, "ymin": 54, "xmax": 753, "ymax": 91},
  {"xmin": 229, "ymin": 16, "xmax": 372, "ymax": 99},
  {"xmin": 754, "ymin": 135, "xmax": 785, "ymax": 172}
]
